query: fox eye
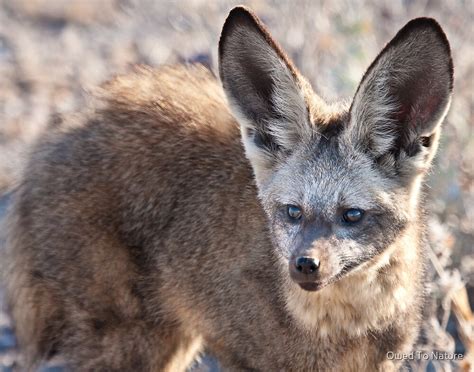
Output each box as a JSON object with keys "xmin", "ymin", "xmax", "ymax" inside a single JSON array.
[
  {"xmin": 342, "ymin": 208, "xmax": 364, "ymax": 223},
  {"xmin": 287, "ymin": 205, "xmax": 303, "ymax": 220}
]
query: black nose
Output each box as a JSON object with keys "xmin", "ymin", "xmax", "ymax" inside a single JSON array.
[{"xmin": 295, "ymin": 256, "xmax": 320, "ymax": 275}]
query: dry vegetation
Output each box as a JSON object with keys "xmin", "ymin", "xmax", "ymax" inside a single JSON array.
[{"xmin": 0, "ymin": 0, "xmax": 472, "ymax": 371}]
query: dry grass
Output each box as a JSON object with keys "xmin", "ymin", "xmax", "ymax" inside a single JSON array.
[{"xmin": 0, "ymin": 0, "xmax": 472, "ymax": 370}]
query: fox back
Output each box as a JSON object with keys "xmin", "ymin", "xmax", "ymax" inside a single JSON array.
[{"xmin": 3, "ymin": 6, "xmax": 453, "ymax": 371}]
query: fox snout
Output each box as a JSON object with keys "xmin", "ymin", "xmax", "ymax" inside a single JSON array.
[
  {"xmin": 287, "ymin": 241, "xmax": 344, "ymax": 291},
  {"xmin": 289, "ymin": 256, "xmax": 322, "ymax": 291}
]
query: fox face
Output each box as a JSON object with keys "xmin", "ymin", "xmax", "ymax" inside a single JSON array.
[{"xmin": 219, "ymin": 7, "xmax": 453, "ymax": 291}]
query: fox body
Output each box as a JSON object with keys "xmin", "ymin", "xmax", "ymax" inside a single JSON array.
[{"xmin": 3, "ymin": 7, "xmax": 453, "ymax": 372}]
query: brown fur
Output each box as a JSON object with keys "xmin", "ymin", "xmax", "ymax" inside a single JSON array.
[{"xmin": 3, "ymin": 6, "xmax": 453, "ymax": 371}]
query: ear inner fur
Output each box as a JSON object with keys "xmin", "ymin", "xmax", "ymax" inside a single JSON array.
[
  {"xmin": 218, "ymin": 6, "xmax": 302, "ymax": 88},
  {"xmin": 345, "ymin": 17, "xmax": 453, "ymax": 178},
  {"xmin": 218, "ymin": 6, "xmax": 318, "ymax": 186}
]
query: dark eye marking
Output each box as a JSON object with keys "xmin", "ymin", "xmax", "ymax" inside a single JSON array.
[
  {"xmin": 287, "ymin": 205, "xmax": 303, "ymax": 221},
  {"xmin": 342, "ymin": 208, "xmax": 364, "ymax": 223}
]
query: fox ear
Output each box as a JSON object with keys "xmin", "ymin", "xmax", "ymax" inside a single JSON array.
[
  {"xmin": 219, "ymin": 6, "xmax": 312, "ymax": 185},
  {"xmin": 347, "ymin": 18, "xmax": 453, "ymax": 177}
]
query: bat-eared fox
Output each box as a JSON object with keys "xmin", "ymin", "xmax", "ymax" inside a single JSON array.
[{"xmin": 3, "ymin": 5, "xmax": 453, "ymax": 372}]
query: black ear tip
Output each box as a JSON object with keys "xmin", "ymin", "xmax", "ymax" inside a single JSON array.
[
  {"xmin": 405, "ymin": 17, "xmax": 443, "ymax": 30},
  {"xmin": 219, "ymin": 7, "xmax": 254, "ymax": 56},
  {"xmin": 401, "ymin": 17, "xmax": 451, "ymax": 50},
  {"xmin": 219, "ymin": 6, "xmax": 263, "ymax": 73},
  {"xmin": 221, "ymin": 6, "xmax": 258, "ymax": 35},
  {"xmin": 392, "ymin": 17, "xmax": 453, "ymax": 83},
  {"xmin": 227, "ymin": 5, "xmax": 255, "ymax": 20},
  {"xmin": 403, "ymin": 17, "xmax": 453, "ymax": 83}
]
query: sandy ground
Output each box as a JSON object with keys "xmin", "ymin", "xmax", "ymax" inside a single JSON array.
[{"xmin": 0, "ymin": 0, "xmax": 472, "ymax": 370}]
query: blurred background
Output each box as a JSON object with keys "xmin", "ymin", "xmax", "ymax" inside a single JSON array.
[{"xmin": 0, "ymin": 0, "xmax": 472, "ymax": 371}]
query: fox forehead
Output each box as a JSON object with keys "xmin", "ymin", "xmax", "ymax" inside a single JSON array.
[{"xmin": 263, "ymin": 131, "xmax": 397, "ymax": 215}]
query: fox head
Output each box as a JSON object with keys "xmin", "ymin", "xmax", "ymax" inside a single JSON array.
[{"xmin": 219, "ymin": 7, "xmax": 453, "ymax": 291}]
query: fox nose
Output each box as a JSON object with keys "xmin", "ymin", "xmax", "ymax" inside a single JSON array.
[
  {"xmin": 295, "ymin": 256, "xmax": 320, "ymax": 275},
  {"xmin": 289, "ymin": 256, "xmax": 322, "ymax": 290},
  {"xmin": 289, "ymin": 256, "xmax": 321, "ymax": 285}
]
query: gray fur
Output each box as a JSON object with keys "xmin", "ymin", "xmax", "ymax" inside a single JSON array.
[{"xmin": 3, "ymin": 6, "xmax": 453, "ymax": 371}]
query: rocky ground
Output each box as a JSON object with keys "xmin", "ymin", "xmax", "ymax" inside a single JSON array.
[{"xmin": 0, "ymin": 0, "xmax": 472, "ymax": 371}]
